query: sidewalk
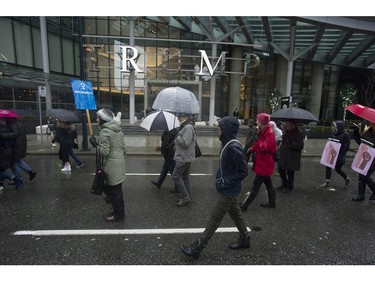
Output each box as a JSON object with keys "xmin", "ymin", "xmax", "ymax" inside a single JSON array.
[{"xmin": 26, "ymin": 132, "xmax": 360, "ymax": 158}]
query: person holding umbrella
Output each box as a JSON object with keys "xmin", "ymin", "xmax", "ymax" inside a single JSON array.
[
  {"xmin": 172, "ymin": 113, "xmax": 196, "ymax": 207},
  {"xmin": 352, "ymin": 120, "xmax": 375, "ymax": 201},
  {"xmin": 318, "ymin": 121, "xmax": 351, "ymax": 188},
  {"xmin": 276, "ymin": 120, "xmax": 304, "ymax": 193},
  {"xmin": 151, "ymin": 128, "xmax": 179, "ymax": 191},
  {"xmin": 51, "ymin": 120, "xmax": 74, "ymax": 172},
  {"xmin": 0, "ymin": 117, "xmax": 37, "ymax": 182}
]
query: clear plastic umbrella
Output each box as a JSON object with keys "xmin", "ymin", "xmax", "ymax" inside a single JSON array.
[{"xmin": 152, "ymin": 87, "xmax": 200, "ymax": 114}]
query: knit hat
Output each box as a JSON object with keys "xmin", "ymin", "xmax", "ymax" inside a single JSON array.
[
  {"xmin": 97, "ymin": 108, "xmax": 114, "ymax": 122},
  {"xmin": 257, "ymin": 113, "xmax": 270, "ymax": 125}
]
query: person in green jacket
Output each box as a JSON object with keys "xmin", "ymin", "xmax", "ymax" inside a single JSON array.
[{"xmin": 90, "ymin": 108, "xmax": 127, "ymax": 222}]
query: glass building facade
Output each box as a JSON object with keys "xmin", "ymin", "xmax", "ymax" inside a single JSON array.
[{"xmin": 0, "ymin": 16, "xmax": 367, "ymax": 123}]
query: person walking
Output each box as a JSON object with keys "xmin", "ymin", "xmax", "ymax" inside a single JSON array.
[
  {"xmin": 352, "ymin": 120, "xmax": 375, "ymax": 201},
  {"xmin": 51, "ymin": 120, "xmax": 73, "ymax": 172},
  {"xmin": 240, "ymin": 113, "xmax": 277, "ymax": 211},
  {"xmin": 233, "ymin": 108, "xmax": 240, "ymax": 120},
  {"xmin": 180, "ymin": 116, "xmax": 250, "ymax": 258},
  {"xmin": 243, "ymin": 119, "xmax": 258, "ymax": 165},
  {"xmin": 0, "ymin": 117, "xmax": 23, "ymax": 190},
  {"xmin": 172, "ymin": 113, "xmax": 196, "ymax": 207},
  {"xmin": 151, "ymin": 128, "xmax": 179, "ymax": 191},
  {"xmin": 276, "ymin": 120, "xmax": 304, "ymax": 193},
  {"xmin": 67, "ymin": 122, "xmax": 84, "ymax": 168},
  {"xmin": 319, "ymin": 121, "xmax": 351, "ymax": 188},
  {"xmin": 1, "ymin": 118, "xmax": 37, "ymax": 182},
  {"xmin": 269, "ymin": 121, "xmax": 283, "ymax": 145},
  {"xmin": 89, "ymin": 108, "xmax": 127, "ymax": 222},
  {"xmin": 269, "ymin": 120, "xmax": 283, "ymax": 174}
]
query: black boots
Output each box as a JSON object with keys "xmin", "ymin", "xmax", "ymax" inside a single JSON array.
[
  {"xmin": 229, "ymin": 234, "xmax": 250, "ymax": 250},
  {"xmin": 181, "ymin": 239, "xmax": 205, "ymax": 258},
  {"xmin": 28, "ymin": 171, "xmax": 37, "ymax": 181},
  {"xmin": 151, "ymin": 180, "xmax": 160, "ymax": 188},
  {"xmin": 240, "ymin": 192, "xmax": 257, "ymax": 212},
  {"xmin": 181, "ymin": 235, "xmax": 250, "ymax": 258},
  {"xmin": 260, "ymin": 189, "xmax": 276, "ymax": 208},
  {"xmin": 352, "ymin": 181, "xmax": 366, "ymax": 201}
]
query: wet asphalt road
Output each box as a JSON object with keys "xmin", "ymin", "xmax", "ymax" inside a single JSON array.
[{"xmin": 0, "ymin": 154, "xmax": 374, "ymax": 266}]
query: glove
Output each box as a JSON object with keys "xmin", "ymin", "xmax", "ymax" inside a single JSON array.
[{"xmin": 89, "ymin": 136, "xmax": 98, "ymax": 148}]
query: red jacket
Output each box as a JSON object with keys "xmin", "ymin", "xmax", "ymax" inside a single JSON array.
[{"xmin": 250, "ymin": 123, "xmax": 277, "ymax": 177}]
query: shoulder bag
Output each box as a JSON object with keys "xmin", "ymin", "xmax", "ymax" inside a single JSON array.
[{"xmin": 91, "ymin": 148, "xmax": 105, "ymax": 195}]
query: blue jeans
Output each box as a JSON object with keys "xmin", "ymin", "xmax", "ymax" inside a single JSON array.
[
  {"xmin": 12, "ymin": 159, "xmax": 32, "ymax": 177},
  {"xmin": 69, "ymin": 147, "xmax": 83, "ymax": 166}
]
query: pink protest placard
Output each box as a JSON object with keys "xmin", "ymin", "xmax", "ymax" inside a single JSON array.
[
  {"xmin": 351, "ymin": 143, "xmax": 375, "ymax": 175},
  {"xmin": 320, "ymin": 140, "xmax": 342, "ymax": 169}
]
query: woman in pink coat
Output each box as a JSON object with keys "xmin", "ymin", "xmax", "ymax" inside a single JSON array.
[{"xmin": 241, "ymin": 113, "xmax": 277, "ymax": 211}]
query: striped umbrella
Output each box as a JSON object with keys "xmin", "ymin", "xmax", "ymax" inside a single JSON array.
[{"xmin": 140, "ymin": 110, "xmax": 180, "ymax": 131}]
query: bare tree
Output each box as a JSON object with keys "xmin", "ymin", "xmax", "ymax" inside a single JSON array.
[{"xmin": 361, "ymin": 71, "xmax": 375, "ymax": 106}]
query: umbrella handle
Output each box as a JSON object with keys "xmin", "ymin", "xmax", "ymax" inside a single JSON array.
[{"xmin": 86, "ymin": 109, "xmax": 93, "ymax": 136}]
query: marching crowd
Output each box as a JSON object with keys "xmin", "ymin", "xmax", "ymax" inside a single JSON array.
[{"xmin": 1, "ymin": 107, "xmax": 375, "ymax": 259}]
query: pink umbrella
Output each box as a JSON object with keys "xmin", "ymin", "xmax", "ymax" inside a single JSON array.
[
  {"xmin": 346, "ymin": 104, "xmax": 375, "ymax": 123},
  {"xmin": 0, "ymin": 109, "xmax": 20, "ymax": 118}
]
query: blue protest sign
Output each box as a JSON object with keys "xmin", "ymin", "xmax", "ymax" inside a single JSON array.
[{"xmin": 71, "ymin": 80, "xmax": 96, "ymax": 110}]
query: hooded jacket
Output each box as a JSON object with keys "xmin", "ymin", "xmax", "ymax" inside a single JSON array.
[
  {"xmin": 250, "ymin": 123, "xmax": 277, "ymax": 176},
  {"xmin": 215, "ymin": 116, "xmax": 248, "ymax": 196},
  {"xmin": 97, "ymin": 120, "xmax": 127, "ymax": 186},
  {"xmin": 331, "ymin": 121, "xmax": 350, "ymax": 166}
]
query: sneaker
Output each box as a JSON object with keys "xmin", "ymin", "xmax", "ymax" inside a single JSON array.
[
  {"xmin": 106, "ymin": 214, "xmax": 125, "ymax": 222},
  {"xmin": 76, "ymin": 163, "xmax": 84, "ymax": 168},
  {"xmin": 319, "ymin": 181, "xmax": 329, "ymax": 188},
  {"xmin": 176, "ymin": 197, "xmax": 191, "ymax": 207},
  {"xmin": 352, "ymin": 196, "xmax": 365, "ymax": 202},
  {"xmin": 0, "ymin": 185, "xmax": 4, "ymax": 194},
  {"xmin": 14, "ymin": 176, "xmax": 23, "ymax": 190},
  {"xmin": 345, "ymin": 177, "xmax": 351, "ymax": 186},
  {"xmin": 61, "ymin": 165, "xmax": 71, "ymax": 172}
]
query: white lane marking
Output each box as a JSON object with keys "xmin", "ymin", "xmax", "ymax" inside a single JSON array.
[
  {"xmin": 13, "ymin": 227, "xmax": 250, "ymax": 236},
  {"xmin": 127, "ymin": 173, "xmax": 212, "ymax": 176},
  {"xmin": 90, "ymin": 173, "xmax": 213, "ymax": 176}
]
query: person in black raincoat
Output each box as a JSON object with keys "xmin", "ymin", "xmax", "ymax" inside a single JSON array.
[
  {"xmin": 352, "ymin": 120, "xmax": 375, "ymax": 201},
  {"xmin": 319, "ymin": 121, "xmax": 351, "ymax": 188},
  {"xmin": 180, "ymin": 116, "xmax": 250, "ymax": 258},
  {"xmin": 151, "ymin": 128, "xmax": 178, "ymax": 191},
  {"xmin": 276, "ymin": 120, "xmax": 304, "ymax": 193},
  {"xmin": 52, "ymin": 120, "xmax": 74, "ymax": 172}
]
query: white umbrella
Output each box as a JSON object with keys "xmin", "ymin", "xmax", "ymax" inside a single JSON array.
[
  {"xmin": 152, "ymin": 86, "xmax": 200, "ymax": 114},
  {"xmin": 140, "ymin": 110, "xmax": 180, "ymax": 131}
]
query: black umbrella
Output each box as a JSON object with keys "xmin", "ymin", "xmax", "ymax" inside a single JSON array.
[
  {"xmin": 46, "ymin": 108, "xmax": 79, "ymax": 122},
  {"xmin": 271, "ymin": 107, "xmax": 319, "ymax": 123}
]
